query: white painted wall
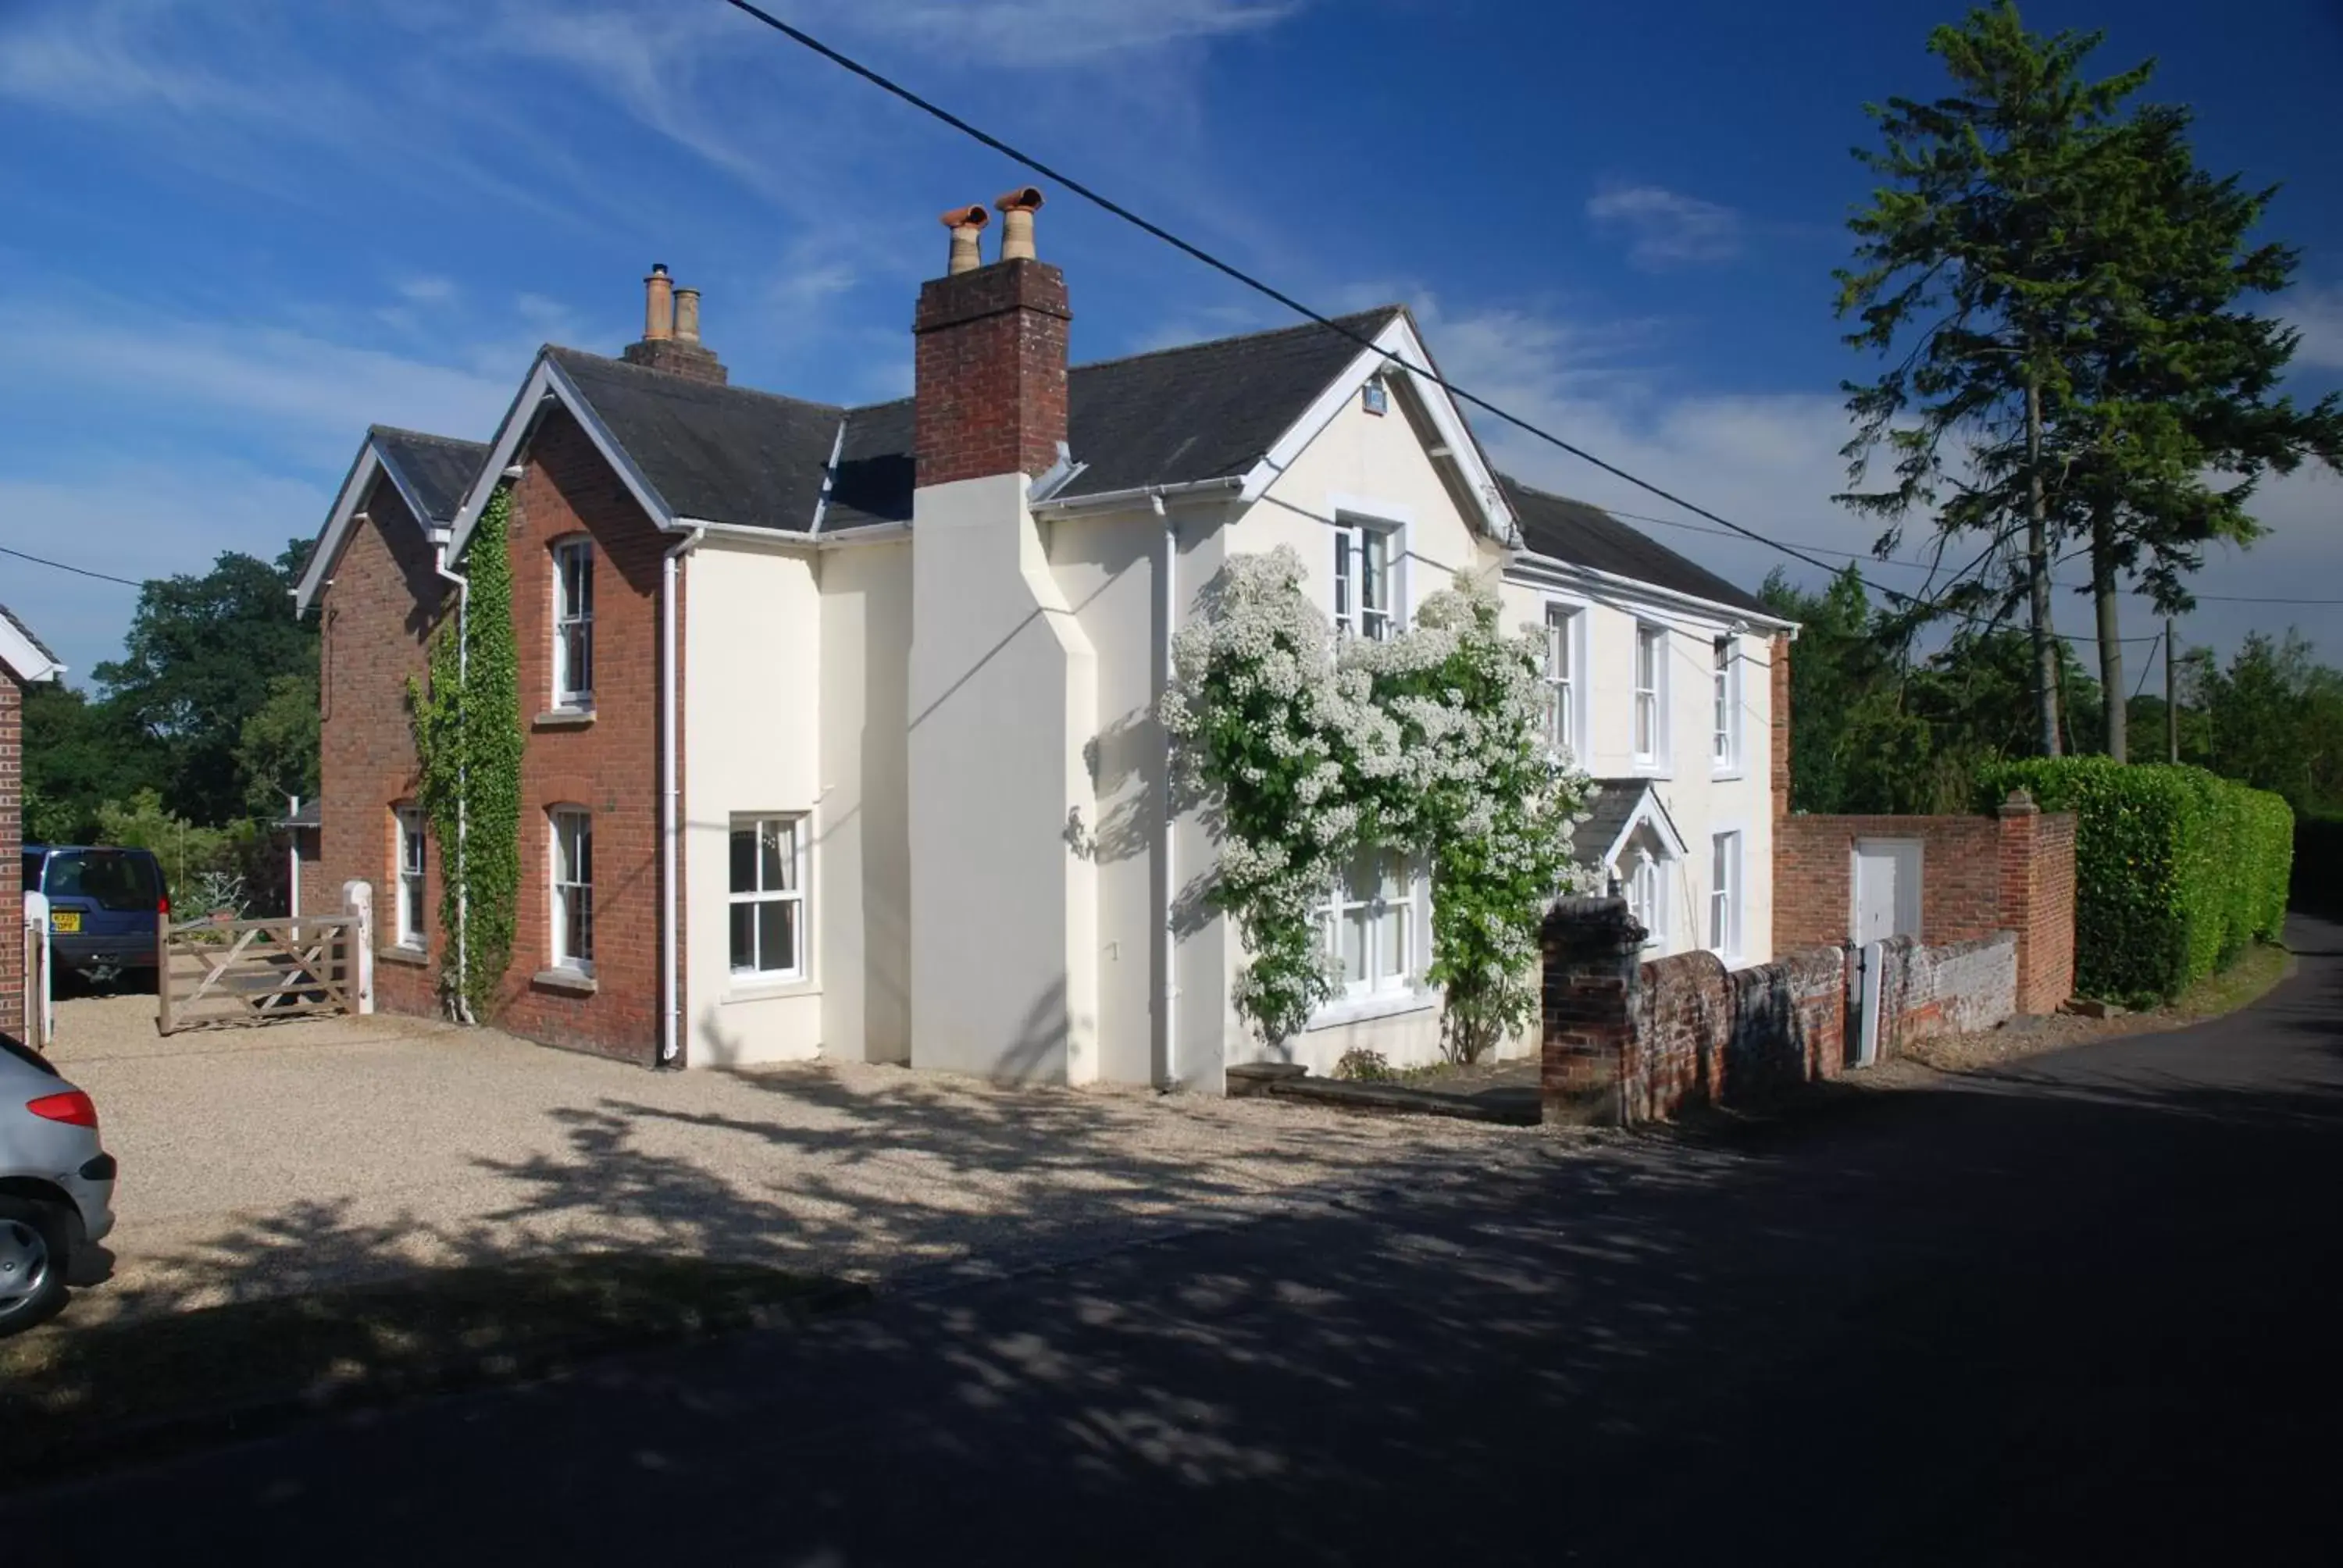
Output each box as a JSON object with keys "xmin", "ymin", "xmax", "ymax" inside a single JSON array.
[
  {"xmin": 1500, "ymin": 572, "xmax": 1779, "ymax": 967},
  {"xmin": 908, "ymin": 472, "xmax": 1099, "ymax": 1084},
  {"xmin": 817, "ymin": 540, "xmax": 912, "ymax": 1064},
  {"xmin": 682, "ymin": 540, "xmax": 824, "ymax": 1067}
]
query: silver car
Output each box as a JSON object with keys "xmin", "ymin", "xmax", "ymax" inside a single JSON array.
[{"xmin": 2, "ymin": 1031, "xmax": 116, "ymax": 1335}]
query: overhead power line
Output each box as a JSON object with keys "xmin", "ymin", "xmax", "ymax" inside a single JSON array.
[
  {"xmin": 711, "ymin": 2, "xmax": 2336, "ymax": 644},
  {"xmin": 0, "ymin": 542, "xmax": 143, "ymax": 588}
]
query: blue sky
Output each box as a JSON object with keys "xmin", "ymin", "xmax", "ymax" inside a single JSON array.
[{"xmin": 3, "ymin": 0, "xmax": 2338, "ymax": 687}]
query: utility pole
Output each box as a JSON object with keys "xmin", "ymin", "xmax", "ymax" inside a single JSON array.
[{"xmin": 2165, "ymin": 615, "xmax": 2179, "ymax": 764}]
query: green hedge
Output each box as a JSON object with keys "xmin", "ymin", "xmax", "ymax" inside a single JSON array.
[{"xmin": 1976, "ymin": 758, "xmax": 2292, "ymax": 1003}]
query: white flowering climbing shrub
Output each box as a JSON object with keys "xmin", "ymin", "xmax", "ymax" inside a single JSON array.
[
  {"xmin": 1163, "ymin": 545, "xmax": 1596, "ymax": 1058},
  {"xmin": 1343, "ymin": 583, "xmax": 1597, "ymax": 1062}
]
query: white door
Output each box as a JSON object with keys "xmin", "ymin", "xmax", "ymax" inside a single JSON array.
[{"xmin": 1850, "ymin": 839, "xmax": 1923, "ymax": 946}]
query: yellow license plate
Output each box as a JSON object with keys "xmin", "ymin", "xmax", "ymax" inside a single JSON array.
[{"xmin": 50, "ymin": 911, "xmax": 80, "ymax": 933}]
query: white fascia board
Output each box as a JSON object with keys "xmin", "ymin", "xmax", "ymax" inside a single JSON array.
[
  {"xmin": 686, "ymin": 518, "xmax": 908, "ymax": 553},
  {"xmin": 0, "ymin": 614, "xmax": 63, "ymax": 684},
  {"xmin": 1603, "ymin": 782, "xmax": 1689, "ymax": 866},
  {"xmin": 294, "ymin": 437, "xmax": 385, "ymax": 617},
  {"xmin": 1237, "ymin": 315, "xmax": 1516, "ymax": 543},
  {"xmin": 1504, "ymin": 549, "xmax": 1799, "ymax": 636},
  {"xmin": 1029, "ymin": 476, "xmax": 1244, "ymax": 517},
  {"xmin": 448, "ymin": 353, "xmax": 680, "ymax": 558}
]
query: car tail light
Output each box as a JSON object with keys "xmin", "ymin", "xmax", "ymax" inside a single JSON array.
[
  {"xmin": 158, "ymin": 893, "xmax": 171, "ymax": 917},
  {"xmin": 26, "ymin": 1091, "xmax": 98, "ymax": 1128}
]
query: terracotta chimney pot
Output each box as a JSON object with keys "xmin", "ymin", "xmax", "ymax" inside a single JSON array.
[
  {"xmin": 940, "ymin": 205, "xmax": 990, "ymax": 276},
  {"xmin": 994, "ymin": 187, "xmax": 1045, "ymax": 262},
  {"xmin": 644, "ymin": 263, "xmax": 674, "ymax": 342},
  {"xmin": 674, "ymin": 287, "xmax": 702, "ymax": 344}
]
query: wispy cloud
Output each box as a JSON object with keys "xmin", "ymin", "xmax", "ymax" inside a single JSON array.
[
  {"xmin": 0, "ymin": 290, "xmax": 515, "ymax": 462},
  {"xmin": 2282, "ymin": 283, "xmax": 2343, "ymax": 371},
  {"xmin": 1585, "ymin": 184, "xmax": 1744, "ymax": 269}
]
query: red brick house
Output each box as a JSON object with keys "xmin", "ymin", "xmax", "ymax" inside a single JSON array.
[
  {"xmin": 2, "ymin": 604, "xmax": 66, "ymax": 1036},
  {"xmin": 298, "ymin": 200, "xmax": 1791, "ymax": 1082}
]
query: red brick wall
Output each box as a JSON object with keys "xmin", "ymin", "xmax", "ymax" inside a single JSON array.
[
  {"xmin": 1541, "ymin": 897, "xmax": 1846, "ymax": 1126},
  {"xmin": 2, "ymin": 674, "xmax": 23, "ymax": 1034},
  {"xmin": 1774, "ymin": 795, "xmax": 2076, "ymax": 1015},
  {"xmin": 494, "ymin": 408, "xmax": 673, "ymax": 1066},
  {"xmin": 1774, "ymin": 814, "xmax": 2005, "ymax": 952},
  {"xmin": 914, "ymin": 258, "xmax": 1072, "ymax": 486},
  {"xmin": 314, "ymin": 481, "xmax": 450, "ymax": 1020},
  {"xmin": 2001, "ymin": 800, "xmax": 2076, "ymax": 1015}
]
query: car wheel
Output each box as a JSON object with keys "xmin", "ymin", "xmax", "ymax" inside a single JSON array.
[{"xmin": 0, "ymin": 1198, "xmax": 70, "ymax": 1337}]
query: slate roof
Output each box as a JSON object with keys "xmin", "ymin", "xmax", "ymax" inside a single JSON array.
[
  {"xmin": 513, "ymin": 309, "xmax": 1772, "ymax": 618},
  {"xmin": 549, "ymin": 347, "xmax": 845, "ymax": 533},
  {"xmin": 372, "ymin": 427, "xmax": 489, "ymax": 526},
  {"xmin": 1569, "ymin": 778, "xmax": 1683, "ymax": 871},
  {"xmin": 1502, "ymin": 476, "xmax": 1771, "ymax": 617},
  {"xmin": 279, "ymin": 797, "xmax": 323, "ymax": 829}
]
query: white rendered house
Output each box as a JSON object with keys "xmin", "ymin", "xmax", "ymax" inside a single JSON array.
[{"xmin": 314, "ymin": 196, "xmax": 1792, "ymax": 1084}]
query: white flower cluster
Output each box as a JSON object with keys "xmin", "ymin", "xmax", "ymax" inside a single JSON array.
[{"xmin": 1161, "ymin": 553, "xmax": 1597, "ymax": 1051}]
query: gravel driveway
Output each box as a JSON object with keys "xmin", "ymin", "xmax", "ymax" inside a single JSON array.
[{"xmin": 46, "ymin": 996, "xmax": 1567, "ymax": 1322}]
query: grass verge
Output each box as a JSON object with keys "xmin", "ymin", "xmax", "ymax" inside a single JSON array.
[{"xmin": 0, "ymin": 1253, "xmax": 867, "ymax": 1483}]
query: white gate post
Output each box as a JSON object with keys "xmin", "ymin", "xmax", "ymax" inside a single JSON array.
[
  {"xmin": 343, "ymin": 879, "xmax": 375, "ymax": 1015},
  {"xmin": 23, "ymin": 892, "xmax": 51, "ymax": 1047}
]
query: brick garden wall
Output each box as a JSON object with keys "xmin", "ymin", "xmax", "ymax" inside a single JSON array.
[
  {"xmin": 1542, "ymin": 899, "xmax": 2023, "ymax": 1125},
  {"xmin": 2, "ymin": 674, "xmax": 23, "ymax": 1034},
  {"xmin": 1774, "ymin": 792, "xmax": 2075, "ymax": 1016},
  {"xmin": 1873, "ymin": 932, "xmax": 2017, "ymax": 1057}
]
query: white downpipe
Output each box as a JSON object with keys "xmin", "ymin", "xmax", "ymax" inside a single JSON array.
[
  {"xmin": 432, "ymin": 549, "xmax": 472, "ymax": 1023},
  {"xmin": 660, "ymin": 526, "xmax": 706, "ymax": 1067},
  {"xmin": 1156, "ymin": 494, "xmax": 1179, "ymax": 1088}
]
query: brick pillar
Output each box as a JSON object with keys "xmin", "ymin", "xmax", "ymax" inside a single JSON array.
[
  {"xmin": 1541, "ymin": 896, "xmax": 1645, "ymax": 1126},
  {"xmin": 1770, "ymin": 633, "xmax": 1792, "ymax": 821},
  {"xmin": 0, "ymin": 675, "xmax": 22, "ymax": 1035},
  {"xmin": 1995, "ymin": 789, "xmax": 2074, "ymax": 1014}
]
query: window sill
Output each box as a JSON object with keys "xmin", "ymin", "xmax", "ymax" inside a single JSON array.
[
  {"xmin": 1631, "ymin": 761, "xmax": 1673, "ymax": 779},
  {"xmin": 534, "ymin": 708, "xmax": 596, "ymax": 730},
  {"xmin": 722, "ymin": 976, "xmax": 818, "ymax": 1005},
  {"xmin": 1305, "ymin": 989, "xmax": 1438, "ymax": 1032},
  {"xmin": 378, "ymin": 943, "xmax": 430, "ymax": 968},
  {"xmin": 532, "ymin": 967, "xmax": 597, "ymax": 996},
  {"xmin": 1711, "ymin": 768, "xmax": 1746, "ymax": 783}
]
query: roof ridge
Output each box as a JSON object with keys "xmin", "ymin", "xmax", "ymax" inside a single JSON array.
[
  {"xmin": 370, "ymin": 423, "xmax": 488, "ymax": 452},
  {"xmin": 544, "ymin": 344, "xmax": 847, "ymax": 419},
  {"xmin": 1063, "ymin": 305, "xmax": 1405, "ymax": 378}
]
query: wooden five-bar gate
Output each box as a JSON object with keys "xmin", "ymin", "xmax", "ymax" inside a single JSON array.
[{"xmin": 158, "ymin": 912, "xmax": 362, "ymax": 1034}]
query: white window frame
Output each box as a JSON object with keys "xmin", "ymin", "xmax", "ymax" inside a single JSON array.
[
  {"xmin": 1709, "ymin": 830, "xmax": 1742, "ymax": 960},
  {"xmin": 1633, "ymin": 623, "xmax": 1668, "ymax": 772},
  {"xmin": 394, "ymin": 807, "xmax": 427, "ymax": 950},
  {"xmin": 729, "ymin": 813, "xmax": 808, "ymax": 984},
  {"xmin": 1542, "ymin": 600, "xmax": 1586, "ymax": 760},
  {"xmin": 1622, "ymin": 846, "xmax": 1668, "ymax": 955},
  {"xmin": 1332, "ymin": 517, "xmax": 1402, "ymax": 641},
  {"xmin": 552, "ymin": 536, "xmax": 595, "ymax": 711},
  {"xmin": 550, "ymin": 807, "xmax": 594, "ymax": 975},
  {"xmin": 1712, "ymin": 635, "xmax": 1742, "ymax": 775},
  {"xmin": 1318, "ymin": 852, "xmax": 1417, "ymax": 1003}
]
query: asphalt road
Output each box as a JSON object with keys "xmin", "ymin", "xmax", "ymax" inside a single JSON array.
[{"xmin": 13, "ymin": 918, "xmax": 2342, "ymax": 1566}]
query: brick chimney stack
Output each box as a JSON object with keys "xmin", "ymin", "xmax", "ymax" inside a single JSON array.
[
  {"xmin": 914, "ymin": 187, "xmax": 1071, "ymax": 486},
  {"xmin": 622, "ymin": 262, "xmax": 728, "ymax": 385}
]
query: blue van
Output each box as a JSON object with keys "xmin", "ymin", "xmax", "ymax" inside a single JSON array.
[{"xmin": 21, "ymin": 846, "xmax": 169, "ymax": 986}]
